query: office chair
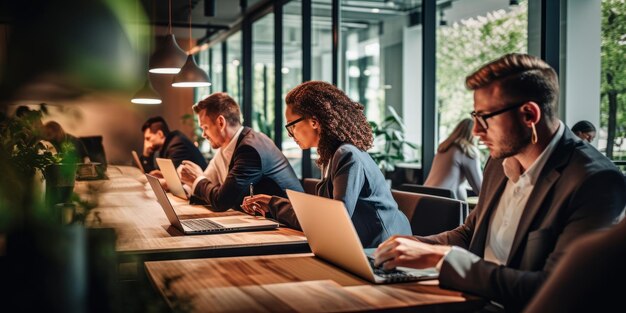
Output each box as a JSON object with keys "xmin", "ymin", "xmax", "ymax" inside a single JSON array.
[
  {"xmin": 302, "ymin": 178, "xmax": 321, "ymax": 195},
  {"xmin": 391, "ymin": 189, "xmax": 465, "ymax": 236},
  {"xmin": 397, "ymin": 183, "xmax": 456, "ymax": 199}
]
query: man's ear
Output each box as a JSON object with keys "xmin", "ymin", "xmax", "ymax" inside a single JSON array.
[
  {"xmin": 156, "ymin": 130, "xmax": 165, "ymax": 138},
  {"xmin": 217, "ymin": 115, "xmax": 227, "ymax": 129},
  {"xmin": 521, "ymin": 102, "xmax": 541, "ymax": 125}
]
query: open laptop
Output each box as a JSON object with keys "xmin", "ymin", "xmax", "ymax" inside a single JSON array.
[
  {"xmin": 131, "ymin": 150, "xmax": 145, "ymax": 173},
  {"xmin": 146, "ymin": 174, "xmax": 279, "ymax": 235},
  {"xmin": 286, "ymin": 189, "xmax": 438, "ymax": 284},
  {"xmin": 155, "ymin": 158, "xmax": 189, "ymax": 200}
]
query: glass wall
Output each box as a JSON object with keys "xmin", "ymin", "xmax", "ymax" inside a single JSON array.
[
  {"xmin": 226, "ymin": 31, "xmax": 242, "ymax": 106},
  {"xmin": 436, "ymin": 0, "xmax": 528, "ymax": 164},
  {"xmin": 340, "ymin": 0, "xmax": 422, "ymax": 170},
  {"xmin": 252, "ymin": 13, "xmax": 276, "ymax": 139},
  {"xmin": 599, "ymin": 0, "xmax": 625, "ymax": 161},
  {"xmin": 210, "ymin": 43, "xmax": 224, "ymax": 93},
  {"xmin": 283, "ymin": 0, "xmax": 304, "ymax": 178},
  {"xmin": 195, "ymin": 49, "xmax": 211, "ymax": 102}
]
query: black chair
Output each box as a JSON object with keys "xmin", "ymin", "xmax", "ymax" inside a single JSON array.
[
  {"xmin": 391, "ymin": 190, "xmax": 466, "ymax": 236},
  {"xmin": 397, "ymin": 183, "xmax": 456, "ymax": 199},
  {"xmin": 302, "ymin": 178, "xmax": 321, "ymax": 195}
]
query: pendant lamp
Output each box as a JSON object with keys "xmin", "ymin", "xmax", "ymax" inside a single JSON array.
[
  {"xmin": 131, "ymin": 79, "xmax": 162, "ymax": 104},
  {"xmin": 149, "ymin": 0, "xmax": 186, "ymax": 74},
  {"xmin": 171, "ymin": 0, "xmax": 211, "ymax": 87},
  {"xmin": 132, "ymin": 0, "xmax": 162, "ymax": 104}
]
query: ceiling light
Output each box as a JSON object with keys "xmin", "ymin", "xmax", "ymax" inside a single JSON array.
[
  {"xmin": 131, "ymin": 79, "xmax": 162, "ymax": 104},
  {"xmin": 148, "ymin": 0, "xmax": 186, "ymax": 74},
  {"xmin": 171, "ymin": 0, "xmax": 211, "ymax": 87}
]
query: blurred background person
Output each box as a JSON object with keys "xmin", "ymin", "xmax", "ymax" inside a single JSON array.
[
  {"xmin": 571, "ymin": 120, "xmax": 596, "ymax": 143},
  {"xmin": 140, "ymin": 116, "xmax": 207, "ymax": 174},
  {"xmin": 423, "ymin": 118, "xmax": 482, "ymax": 200},
  {"xmin": 43, "ymin": 120, "xmax": 89, "ymax": 163}
]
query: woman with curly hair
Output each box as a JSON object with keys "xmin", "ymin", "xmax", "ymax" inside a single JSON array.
[{"xmin": 242, "ymin": 81, "xmax": 411, "ymax": 248}]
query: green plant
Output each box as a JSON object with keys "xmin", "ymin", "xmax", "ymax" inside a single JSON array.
[
  {"xmin": 254, "ymin": 111, "xmax": 274, "ymax": 139},
  {"xmin": 368, "ymin": 106, "xmax": 419, "ymax": 173},
  {"xmin": 0, "ymin": 108, "xmax": 57, "ymax": 176}
]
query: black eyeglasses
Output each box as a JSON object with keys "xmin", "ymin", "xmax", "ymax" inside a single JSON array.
[
  {"xmin": 285, "ymin": 117, "xmax": 305, "ymax": 137},
  {"xmin": 470, "ymin": 102, "xmax": 527, "ymax": 130}
]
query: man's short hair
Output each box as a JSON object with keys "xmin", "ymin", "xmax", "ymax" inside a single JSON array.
[
  {"xmin": 141, "ymin": 116, "xmax": 170, "ymax": 135},
  {"xmin": 192, "ymin": 93, "xmax": 241, "ymax": 126},
  {"xmin": 465, "ymin": 53, "xmax": 559, "ymax": 121}
]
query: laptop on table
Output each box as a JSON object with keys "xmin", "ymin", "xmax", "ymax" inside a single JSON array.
[
  {"xmin": 155, "ymin": 158, "xmax": 189, "ymax": 200},
  {"xmin": 286, "ymin": 189, "xmax": 438, "ymax": 284},
  {"xmin": 146, "ymin": 174, "xmax": 279, "ymax": 235},
  {"xmin": 131, "ymin": 150, "xmax": 145, "ymax": 173}
]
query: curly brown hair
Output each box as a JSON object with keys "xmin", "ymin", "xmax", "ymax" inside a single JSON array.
[{"xmin": 285, "ymin": 81, "xmax": 373, "ymax": 168}]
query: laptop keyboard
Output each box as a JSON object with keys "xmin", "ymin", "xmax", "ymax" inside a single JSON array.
[
  {"xmin": 367, "ymin": 257, "xmax": 420, "ymax": 282},
  {"xmin": 182, "ymin": 218, "xmax": 223, "ymax": 231}
]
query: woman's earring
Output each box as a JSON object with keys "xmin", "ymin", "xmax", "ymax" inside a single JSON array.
[{"xmin": 531, "ymin": 122, "xmax": 538, "ymax": 144}]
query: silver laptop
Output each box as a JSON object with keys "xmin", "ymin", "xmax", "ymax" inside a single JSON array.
[
  {"xmin": 131, "ymin": 150, "xmax": 145, "ymax": 173},
  {"xmin": 155, "ymin": 158, "xmax": 189, "ymax": 200},
  {"xmin": 286, "ymin": 189, "xmax": 438, "ymax": 284},
  {"xmin": 146, "ymin": 174, "xmax": 279, "ymax": 235}
]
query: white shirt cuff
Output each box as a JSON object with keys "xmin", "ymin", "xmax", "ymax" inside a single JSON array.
[
  {"xmin": 191, "ymin": 176, "xmax": 208, "ymax": 195},
  {"xmin": 436, "ymin": 246, "xmax": 460, "ymax": 272}
]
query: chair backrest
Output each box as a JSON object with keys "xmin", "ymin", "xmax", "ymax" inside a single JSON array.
[
  {"xmin": 391, "ymin": 189, "xmax": 465, "ymax": 236},
  {"xmin": 398, "ymin": 183, "xmax": 456, "ymax": 199},
  {"xmin": 302, "ymin": 178, "xmax": 321, "ymax": 195}
]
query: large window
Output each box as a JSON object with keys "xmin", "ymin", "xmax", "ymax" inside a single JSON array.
[
  {"xmin": 195, "ymin": 49, "xmax": 211, "ymax": 102},
  {"xmin": 252, "ymin": 13, "xmax": 276, "ymax": 140},
  {"xmin": 436, "ymin": 0, "xmax": 528, "ymax": 163},
  {"xmin": 210, "ymin": 43, "xmax": 224, "ymax": 93},
  {"xmin": 283, "ymin": 0, "xmax": 304, "ymax": 178},
  {"xmin": 226, "ymin": 32, "xmax": 242, "ymax": 105},
  {"xmin": 340, "ymin": 0, "xmax": 422, "ymax": 167},
  {"xmin": 599, "ymin": 0, "xmax": 626, "ymax": 161}
]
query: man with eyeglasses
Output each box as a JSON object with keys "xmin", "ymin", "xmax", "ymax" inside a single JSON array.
[
  {"xmin": 177, "ymin": 92, "xmax": 302, "ymax": 212},
  {"xmin": 374, "ymin": 53, "xmax": 626, "ymax": 312}
]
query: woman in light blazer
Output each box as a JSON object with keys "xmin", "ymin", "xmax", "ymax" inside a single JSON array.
[{"xmin": 242, "ymin": 81, "xmax": 411, "ymax": 248}]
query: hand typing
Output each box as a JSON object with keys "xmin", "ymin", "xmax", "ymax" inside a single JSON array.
[{"xmin": 373, "ymin": 235, "xmax": 451, "ymax": 270}]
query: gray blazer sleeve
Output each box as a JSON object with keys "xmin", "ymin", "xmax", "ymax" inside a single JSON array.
[{"xmin": 462, "ymin": 151, "xmax": 482, "ymax": 195}]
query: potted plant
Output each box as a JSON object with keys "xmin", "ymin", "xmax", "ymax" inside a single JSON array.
[{"xmin": 368, "ymin": 106, "xmax": 420, "ymax": 181}]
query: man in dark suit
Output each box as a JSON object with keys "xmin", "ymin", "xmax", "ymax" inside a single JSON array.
[
  {"xmin": 178, "ymin": 92, "xmax": 303, "ymax": 212},
  {"xmin": 140, "ymin": 116, "xmax": 207, "ymax": 173},
  {"xmin": 373, "ymin": 53, "xmax": 626, "ymax": 312}
]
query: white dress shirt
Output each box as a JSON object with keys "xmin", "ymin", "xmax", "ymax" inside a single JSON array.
[
  {"xmin": 191, "ymin": 126, "xmax": 244, "ymax": 192},
  {"xmin": 483, "ymin": 121, "xmax": 565, "ymax": 264}
]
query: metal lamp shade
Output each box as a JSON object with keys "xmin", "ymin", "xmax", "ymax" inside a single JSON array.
[
  {"xmin": 171, "ymin": 54, "xmax": 211, "ymax": 87},
  {"xmin": 148, "ymin": 34, "xmax": 187, "ymax": 74},
  {"xmin": 131, "ymin": 79, "xmax": 162, "ymax": 104}
]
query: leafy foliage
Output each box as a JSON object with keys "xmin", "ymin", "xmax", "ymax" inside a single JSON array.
[
  {"xmin": 368, "ymin": 106, "xmax": 419, "ymax": 173},
  {"xmin": 601, "ymin": 0, "xmax": 626, "ymax": 158},
  {"xmin": 436, "ymin": 3, "xmax": 528, "ymax": 137}
]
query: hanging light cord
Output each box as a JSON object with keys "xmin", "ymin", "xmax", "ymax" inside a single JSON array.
[
  {"xmin": 188, "ymin": 0, "xmax": 192, "ymax": 51},
  {"xmin": 168, "ymin": 0, "xmax": 172, "ymax": 34}
]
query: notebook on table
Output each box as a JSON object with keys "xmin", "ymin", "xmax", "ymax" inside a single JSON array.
[
  {"xmin": 146, "ymin": 174, "xmax": 279, "ymax": 235},
  {"xmin": 286, "ymin": 189, "xmax": 438, "ymax": 284},
  {"xmin": 155, "ymin": 158, "xmax": 189, "ymax": 200}
]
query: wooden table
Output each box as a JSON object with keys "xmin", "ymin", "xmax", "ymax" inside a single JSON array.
[
  {"xmin": 80, "ymin": 166, "xmax": 309, "ymax": 263},
  {"xmin": 145, "ymin": 253, "xmax": 484, "ymax": 312}
]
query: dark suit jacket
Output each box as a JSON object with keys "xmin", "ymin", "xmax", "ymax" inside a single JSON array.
[
  {"xmin": 269, "ymin": 144, "xmax": 412, "ymax": 248},
  {"xmin": 417, "ymin": 128, "xmax": 626, "ymax": 312},
  {"xmin": 141, "ymin": 130, "xmax": 207, "ymax": 173},
  {"xmin": 523, "ymin": 216, "xmax": 626, "ymax": 313},
  {"xmin": 193, "ymin": 127, "xmax": 303, "ymax": 212}
]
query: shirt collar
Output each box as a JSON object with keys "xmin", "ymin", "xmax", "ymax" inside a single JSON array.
[
  {"xmin": 503, "ymin": 120, "xmax": 564, "ymax": 186},
  {"xmin": 219, "ymin": 126, "xmax": 244, "ymax": 162}
]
